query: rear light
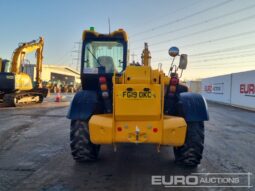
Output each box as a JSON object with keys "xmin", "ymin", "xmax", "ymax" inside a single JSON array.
[
  {"xmin": 99, "ymin": 76, "xmax": 106, "ymax": 84},
  {"xmin": 100, "ymin": 84, "xmax": 108, "ymax": 91},
  {"xmin": 102, "ymin": 91, "xmax": 109, "ymax": 98},
  {"xmin": 117, "ymin": 127, "xmax": 122, "ymax": 132},
  {"xmin": 153, "ymin": 128, "xmax": 158, "ymax": 133}
]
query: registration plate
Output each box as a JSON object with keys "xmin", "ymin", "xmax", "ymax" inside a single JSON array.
[{"xmin": 119, "ymin": 91, "xmax": 156, "ymax": 99}]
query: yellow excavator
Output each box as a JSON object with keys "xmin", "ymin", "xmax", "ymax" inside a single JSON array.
[{"xmin": 0, "ymin": 37, "xmax": 48, "ymax": 106}]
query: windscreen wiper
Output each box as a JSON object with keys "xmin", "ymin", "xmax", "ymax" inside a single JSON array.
[{"xmin": 87, "ymin": 48, "xmax": 102, "ymax": 67}]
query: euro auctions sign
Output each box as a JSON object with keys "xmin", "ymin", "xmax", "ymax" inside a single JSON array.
[
  {"xmin": 202, "ymin": 70, "xmax": 255, "ymax": 110},
  {"xmin": 204, "ymin": 84, "xmax": 212, "ymax": 93},
  {"xmin": 204, "ymin": 83, "xmax": 224, "ymax": 94},
  {"xmin": 151, "ymin": 173, "xmax": 253, "ymax": 188},
  {"xmin": 201, "ymin": 74, "xmax": 231, "ymax": 104},
  {"xmin": 240, "ymin": 83, "xmax": 255, "ymax": 97},
  {"xmin": 231, "ymin": 70, "xmax": 255, "ymax": 110}
]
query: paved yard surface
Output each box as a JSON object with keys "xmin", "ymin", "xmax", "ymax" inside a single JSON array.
[{"xmin": 0, "ymin": 99, "xmax": 254, "ymax": 191}]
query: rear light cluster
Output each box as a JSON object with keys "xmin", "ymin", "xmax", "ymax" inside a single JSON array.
[
  {"xmin": 99, "ymin": 76, "xmax": 106, "ymax": 83},
  {"xmin": 99, "ymin": 76, "xmax": 109, "ymax": 98}
]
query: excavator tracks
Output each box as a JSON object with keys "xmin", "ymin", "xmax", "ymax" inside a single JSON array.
[{"xmin": 3, "ymin": 92, "xmax": 43, "ymax": 107}]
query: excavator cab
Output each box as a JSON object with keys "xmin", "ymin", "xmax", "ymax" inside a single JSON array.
[
  {"xmin": 0, "ymin": 59, "xmax": 11, "ymax": 73},
  {"xmin": 81, "ymin": 28, "xmax": 128, "ymax": 91}
]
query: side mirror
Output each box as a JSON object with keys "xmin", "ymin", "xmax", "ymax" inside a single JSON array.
[
  {"xmin": 179, "ymin": 54, "xmax": 188, "ymax": 70},
  {"xmin": 168, "ymin": 47, "xmax": 179, "ymax": 57}
]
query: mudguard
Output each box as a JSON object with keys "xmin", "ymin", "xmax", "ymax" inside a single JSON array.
[
  {"xmin": 67, "ymin": 90, "xmax": 100, "ymax": 120},
  {"xmin": 178, "ymin": 92, "xmax": 209, "ymax": 122}
]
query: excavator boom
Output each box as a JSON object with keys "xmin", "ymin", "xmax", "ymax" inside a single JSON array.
[{"xmin": 11, "ymin": 37, "xmax": 44, "ymax": 87}]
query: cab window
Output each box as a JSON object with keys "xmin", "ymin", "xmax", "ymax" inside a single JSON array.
[{"xmin": 83, "ymin": 41, "xmax": 124, "ymax": 73}]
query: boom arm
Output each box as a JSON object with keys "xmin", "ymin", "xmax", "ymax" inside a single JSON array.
[{"xmin": 11, "ymin": 37, "xmax": 44, "ymax": 87}]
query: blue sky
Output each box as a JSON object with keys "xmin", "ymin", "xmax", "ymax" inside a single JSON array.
[{"xmin": 0, "ymin": 0, "xmax": 255, "ymax": 79}]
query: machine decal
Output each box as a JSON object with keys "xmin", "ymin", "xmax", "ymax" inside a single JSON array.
[{"xmin": 6, "ymin": 75, "xmax": 14, "ymax": 79}]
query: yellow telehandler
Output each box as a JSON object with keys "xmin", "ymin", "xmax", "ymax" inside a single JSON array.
[{"xmin": 67, "ymin": 28, "xmax": 209, "ymax": 167}]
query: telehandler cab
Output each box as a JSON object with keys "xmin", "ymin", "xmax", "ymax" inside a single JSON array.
[{"xmin": 67, "ymin": 28, "xmax": 209, "ymax": 167}]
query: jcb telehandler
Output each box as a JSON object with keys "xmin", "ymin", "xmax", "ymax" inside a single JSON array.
[
  {"xmin": 0, "ymin": 37, "xmax": 48, "ymax": 106},
  {"xmin": 67, "ymin": 28, "xmax": 209, "ymax": 167}
]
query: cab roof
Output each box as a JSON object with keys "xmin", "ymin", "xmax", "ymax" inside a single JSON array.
[{"xmin": 82, "ymin": 29, "xmax": 128, "ymax": 42}]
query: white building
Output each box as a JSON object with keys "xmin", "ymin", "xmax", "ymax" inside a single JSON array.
[{"xmin": 23, "ymin": 64, "xmax": 80, "ymax": 85}]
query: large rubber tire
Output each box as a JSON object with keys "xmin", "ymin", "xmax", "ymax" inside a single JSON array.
[
  {"xmin": 70, "ymin": 120, "xmax": 100, "ymax": 162},
  {"xmin": 174, "ymin": 122, "xmax": 204, "ymax": 167}
]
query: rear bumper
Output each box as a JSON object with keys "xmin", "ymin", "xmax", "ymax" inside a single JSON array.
[{"xmin": 89, "ymin": 114, "xmax": 187, "ymax": 146}]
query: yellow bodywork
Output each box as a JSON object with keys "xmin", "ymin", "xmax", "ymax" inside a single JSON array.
[
  {"xmin": 14, "ymin": 73, "xmax": 33, "ymax": 90},
  {"xmin": 90, "ymin": 114, "xmax": 186, "ymax": 146},
  {"xmin": 89, "ymin": 53, "xmax": 187, "ymax": 146}
]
